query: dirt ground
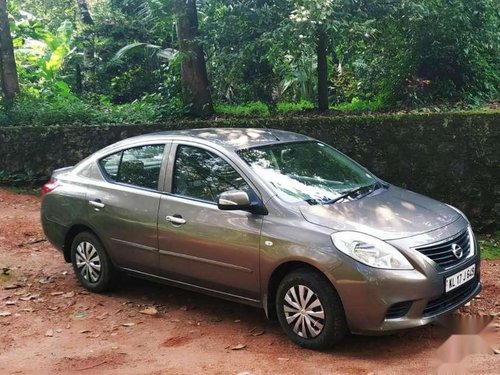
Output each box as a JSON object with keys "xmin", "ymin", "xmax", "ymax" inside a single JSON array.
[{"xmin": 0, "ymin": 188, "xmax": 498, "ymax": 375}]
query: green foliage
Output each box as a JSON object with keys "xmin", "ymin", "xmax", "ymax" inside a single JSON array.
[
  {"xmin": 4, "ymin": 0, "xmax": 500, "ymax": 117},
  {"xmin": 0, "ymin": 93, "xmax": 185, "ymax": 126},
  {"xmin": 276, "ymin": 100, "xmax": 315, "ymax": 114},
  {"xmin": 215, "ymin": 101, "xmax": 270, "ymax": 117},
  {"xmin": 0, "ymin": 169, "xmax": 43, "ymax": 186},
  {"xmin": 333, "ymin": 97, "xmax": 384, "ymax": 113},
  {"xmin": 479, "ymin": 232, "xmax": 500, "ymax": 260}
]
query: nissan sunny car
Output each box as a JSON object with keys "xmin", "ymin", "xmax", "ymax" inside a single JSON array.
[{"xmin": 41, "ymin": 128, "xmax": 481, "ymax": 349}]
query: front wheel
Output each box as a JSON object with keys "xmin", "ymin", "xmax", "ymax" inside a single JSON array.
[
  {"xmin": 276, "ymin": 269, "xmax": 348, "ymax": 350},
  {"xmin": 71, "ymin": 232, "xmax": 116, "ymax": 292}
]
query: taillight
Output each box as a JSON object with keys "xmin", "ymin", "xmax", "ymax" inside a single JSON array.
[{"xmin": 41, "ymin": 180, "xmax": 59, "ymax": 200}]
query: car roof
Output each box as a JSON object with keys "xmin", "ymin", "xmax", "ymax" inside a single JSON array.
[{"xmin": 137, "ymin": 128, "xmax": 313, "ymax": 151}]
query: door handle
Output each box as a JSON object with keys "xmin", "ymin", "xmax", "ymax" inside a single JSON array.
[
  {"xmin": 166, "ymin": 215, "xmax": 186, "ymax": 225},
  {"xmin": 89, "ymin": 199, "xmax": 105, "ymax": 209}
]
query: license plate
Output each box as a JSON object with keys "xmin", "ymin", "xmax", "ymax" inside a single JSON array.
[{"xmin": 445, "ymin": 264, "xmax": 475, "ymax": 293}]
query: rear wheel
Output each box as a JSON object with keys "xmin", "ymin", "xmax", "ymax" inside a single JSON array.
[
  {"xmin": 276, "ymin": 269, "xmax": 348, "ymax": 350},
  {"xmin": 71, "ymin": 232, "xmax": 116, "ymax": 292}
]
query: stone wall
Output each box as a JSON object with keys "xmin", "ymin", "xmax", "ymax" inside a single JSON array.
[{"xmin": 1, "ymin": 112, "xmax": 499, "ymax": 231}]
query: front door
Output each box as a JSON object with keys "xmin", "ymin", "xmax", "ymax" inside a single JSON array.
[{"xmin": 158, "ymin": 143, "xmax": 263, "ymax": 300}]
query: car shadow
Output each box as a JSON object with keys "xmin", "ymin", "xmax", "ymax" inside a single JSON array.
[{"xmin": 103, "ymin": 273, "xmax": 451, "ymax": 360}]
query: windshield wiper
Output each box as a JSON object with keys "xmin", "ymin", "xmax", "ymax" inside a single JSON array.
[{"xmin": 323, "ymin": 182, "xmax": 381, "ymax": 205}]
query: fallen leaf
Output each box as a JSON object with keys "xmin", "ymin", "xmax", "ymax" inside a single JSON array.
[
  {"xmin": 74, "ymin": 310, "xmax": 87, "ymax": 319},
  {"xmin": 56, "ymin": 329, "xmax": 62, "ymax": 333},
  {"xmin": 20, "ymin": 308, "xmax": 34, "ymax": 313},
  {"xmin": 96, "ymin": 313, "xmax": 109, "ymax": 321},
  {"xmin": 494, "ymin": 349, "xmax": 500, "ymax": 355},
  {"xmin": 80, "ymin": 329, "xmax": 91, "ymax": 334},
  {"xmin": 140, "ymin": 307, "xmax": 158, "ymax": 316},
  {"xmin": 38, "ymin": 277, "xmax": 51, "ymax": 285},
  {"xmin": 45, "ymin": 329, "xmax": 54, "ymax": 337},
  {"xmin": 122, "ymin": 322, "xmax": 135, "ymax": 327},
  {"xmin": 47, "ymin": 306, "xmax": 58, "ymax": 311},
  {"xmin": 5, "ymin": 300, "xmax": 17, "ymax": 306},
  {"xmin": 4, "ymin": 284, "xmax": 22, "ymax": 290},
  {"xmin": 250, "ymin": 329, "xmax": 265, "ymax": 337},
  {"xmin": 20, "ymin": 295, "xmax": 37, "ymax": 301},
  {"xmin": 277, "ymin": 357, "xmax": 289, "ymax": 362},
  {"xmin": 0, "ymin": 311, "xmax": 12, "ymax": 317},
  {"xmin": 230, "ymin": 344, "xmax": 246, "ymax": 350},
  {"xmin": 63, "ymin": 291, "xmax": 75, "ymax": 298},
  {"xmin": 51, "ymin": 291, "xmax": 64, "ymax": 296}
]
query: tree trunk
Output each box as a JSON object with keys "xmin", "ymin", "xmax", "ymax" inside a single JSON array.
[
  {"xmin": 76, "ymin": 0, "xmax": 94, "ymax": 93},
  {"xmin": 0, "ymin": 0, "xmax": 19, "ymax": 103},
  {"xmin": 316, "ymin": 26, "xmax": 329, "ymax": 111},
  {"xmin": 77, "ymin": 0, "xmax": 94, "ymax": 25},
  {"xmin": 174, "ymin": 0, "xmax": 214, "ymax": 118}
]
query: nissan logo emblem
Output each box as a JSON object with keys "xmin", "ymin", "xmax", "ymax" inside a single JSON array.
[{"xmin": 451, "ymin": 243, "xmax": 463, "ymax": 259}]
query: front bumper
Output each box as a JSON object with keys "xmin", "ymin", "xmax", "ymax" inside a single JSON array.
[{"xmin": 329, "ymin": 220, "xmax": 481, "ymax": 335}]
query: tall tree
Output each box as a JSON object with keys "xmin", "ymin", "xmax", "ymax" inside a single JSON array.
[
  {"xmin": 316, "ymin": 25, "xmax": 328, "ymax": 111},
  {"xmin": 173, "ymin": 0, "xmax": 213, "ymax": 117},
  {"xmin": 0, "ymin": 0, "xmax": 19, "ymax": 102},
  {"xmin": 76, "ymin": 0, "xmax": 94, "ymax": 93}
]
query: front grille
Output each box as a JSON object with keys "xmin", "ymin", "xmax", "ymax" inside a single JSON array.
[
  {"xmin": 422, "ymin": 278, "xmax": 479, "ymax": 317},
  {"xmin": 415, "ymin": 229, "xmax": 471, "ymax": 269},
  {"xmin": 386, "ymin": 301, "xmax": 412, "ymax": 319}
]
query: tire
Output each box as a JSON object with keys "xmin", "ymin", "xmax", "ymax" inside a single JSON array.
[
  {"xmin": 276, "ymin": 269, "xmax": 348, "ymax": 350},
  {"xmin": 70, "ymin": 232, "xmax": 116, "ymax": 293}
]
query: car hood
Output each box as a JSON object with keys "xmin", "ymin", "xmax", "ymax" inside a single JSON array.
[{"xmin": 298, "ymin": 186, "xmax": 460, "ymax": 240}]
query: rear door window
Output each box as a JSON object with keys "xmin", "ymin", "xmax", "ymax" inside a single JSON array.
[{"xmin": 99, "ymin": 144, "xmax": 165, "ymax": 190}]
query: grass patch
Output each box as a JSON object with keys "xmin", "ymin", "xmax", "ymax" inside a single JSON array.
[{"xmin": 479, "ymin": 232, "xmax": 500, "ymax": 260}]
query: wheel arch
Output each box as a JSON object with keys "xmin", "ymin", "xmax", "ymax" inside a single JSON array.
[
  {"xmin": 63, "ymin": 224, "xmax": 100, "ymax": 263},
  {"xmin": 265, "ymin": 260, "xmax": 335, "ymax": 319}
]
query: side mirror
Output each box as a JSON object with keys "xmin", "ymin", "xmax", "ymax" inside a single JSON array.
[{"xmin": 218, "ymin": 190, "xmax": 251, "ymax": 211}]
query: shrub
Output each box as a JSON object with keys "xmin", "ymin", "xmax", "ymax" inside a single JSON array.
[
  {"xmin": 276, "ymin": 100, "xmax": 315, "ymax": 114},
  {"xmin": 215, "ymin": 101, "xmax": 270, "ymax": 117}
]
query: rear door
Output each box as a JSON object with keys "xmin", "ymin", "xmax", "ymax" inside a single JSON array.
[
  {"xmin": 86, "ymin": 142, "xmax": 170, "ymax": 274},
  {"xmin": 157, "ymin": 142, "xmax": 263, "ymax": 300}
]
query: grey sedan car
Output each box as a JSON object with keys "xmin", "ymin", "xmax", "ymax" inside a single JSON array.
[{"xmin": 41, "ymin": 128, "xmax": 481, "ymax": 349}]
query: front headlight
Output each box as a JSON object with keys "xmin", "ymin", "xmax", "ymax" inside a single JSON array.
[{"xmin": 331, "ymin": 231, "xmax": 413, "ymax": 270}]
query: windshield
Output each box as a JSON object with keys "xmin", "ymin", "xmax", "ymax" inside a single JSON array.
[{"xmin": 237, "ymin": 141, "xmax": 377, "ymax": 204}]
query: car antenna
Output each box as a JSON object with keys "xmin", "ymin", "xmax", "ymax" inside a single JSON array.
[{"xmin": 259, "ymin": 122, "xmax": 280, "ymax": 141}]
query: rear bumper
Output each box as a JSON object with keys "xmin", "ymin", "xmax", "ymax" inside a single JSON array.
[{"xmin": 41, "ymin": 213, "xmax": 66, "ymax": 254}]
